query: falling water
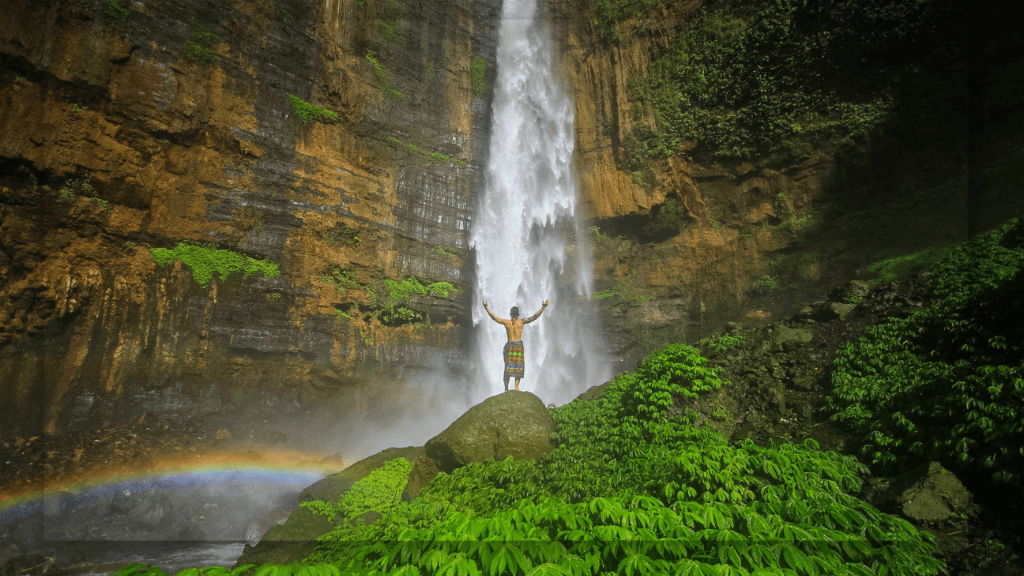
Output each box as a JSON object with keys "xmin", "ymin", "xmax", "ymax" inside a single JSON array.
[{"xmin": 470, "ymin": 0, "xmax": 611, "ymax": 405}]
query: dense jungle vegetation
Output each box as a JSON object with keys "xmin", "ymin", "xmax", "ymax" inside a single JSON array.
[
  {"xmin": 607, "ymin": 0, "xmax": 959, "ymax": 175},
  {"xmin": 114, "ymin": 219, "xmax": 1024, "ymax": 576}
]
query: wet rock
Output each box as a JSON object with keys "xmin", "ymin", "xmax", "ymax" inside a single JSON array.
[
  {"xmin": 869, "ymin": 462, "xmax": 978, "ymax": 525},
  {"xmin": 425, "ymin": 391, "xmax": 556, "ymax": 474},
  {"xmin": 406, "ymin": 455, "xmax": 442, "ymax": 499},
  {"xmin": 769, "ymin": 325, "xmax": 813, "ymax": 351},
  {"xmin": 724, "ymin": 322, "xmax": 743, "ymax": 333},
  {"xmin": 829, "ymin": 280, "xmax": 872, "ymax": 302}
]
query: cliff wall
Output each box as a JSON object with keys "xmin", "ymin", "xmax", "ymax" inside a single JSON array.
[
  {"xmin": 548, "ymin": 0, "xmax": 980, "ymax": 372},
  {"xmin": 0, "ymin": 0, "xmax": 500, "ymax": 441}
]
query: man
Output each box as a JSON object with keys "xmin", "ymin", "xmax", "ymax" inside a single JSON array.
[{"xmin": 482, "ymin": 299, "xmax": 549, "ymax": 392}]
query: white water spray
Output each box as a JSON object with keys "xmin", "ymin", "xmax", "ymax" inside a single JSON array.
[{"xmin": 470, "ymin": 0, "xmax": 611, "ymax": 406}]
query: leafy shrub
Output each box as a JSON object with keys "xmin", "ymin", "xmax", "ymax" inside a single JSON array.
[
  {"xmin": 55, "ymin": 175, "xmax": 94, "ymax": 203},
  {"xmin": 699, "ymin": 333, "xmax": 746, "ymax": 352},
  {"xmin": 369, "ymin": 277, "xmax": 458, "ymax": 325},
  {"xmin": 303, "ymin": 457, "xmax": 413, "ymax": 525},
  {"xmin": 149, "ymin": 241, "xmax": 280, "ymax": 288},
  {"xmin": 319, "ymin": 269, "xmax": 360, "ymax": 293},
  {"xmin": 287, "ymin": 94, "xmax": 339, "ymax": 125},
  {"xmin": 184, "ymin": 18, "xmax": 220, "ymax": 64},
  {"xmin": 87, "ymin": 197, "xmax": 110, "ymax": 210},
  {"xmin": 864, "ymin": 245, "xmax": 952, "ymax": 284},
  {"xmin": 828, "ymin": 218, "xmax": 1024, "ymax": 486}
]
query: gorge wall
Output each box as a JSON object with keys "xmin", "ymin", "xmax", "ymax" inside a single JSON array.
[{"xmin": 0, "ymin": 0, "xmax": 500, "ymax": 443}]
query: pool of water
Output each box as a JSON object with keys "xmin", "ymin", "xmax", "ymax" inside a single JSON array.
[{"xmin": 0, "ymin": 468, "xmax": 325, "ymax": 574}]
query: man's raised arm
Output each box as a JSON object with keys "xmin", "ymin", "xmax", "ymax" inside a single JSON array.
[
  {"xmin": 482, "ymin": 300, "xmax": 503, "ymax": 324},
  {"xmin": 524, "ymin": 300, "xmax": 550, "ymax": 324}
]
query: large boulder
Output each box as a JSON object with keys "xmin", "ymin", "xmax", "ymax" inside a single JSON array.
[
  {"xmin": 425, "ymin": 391, "xmax": 556, "ymax": 473},
  {"xmin": 864, "ymin": 462, "xmax": 977, "ymax": 524}
]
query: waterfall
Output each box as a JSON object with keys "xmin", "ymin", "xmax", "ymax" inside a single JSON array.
[{"xmin": 469, "ymin": 0, "xmax": 611, "ymax": 406}]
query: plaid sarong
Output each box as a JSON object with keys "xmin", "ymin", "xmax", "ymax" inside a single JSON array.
[{"xmin": 503, "ymin": 341, "xmax": 525, "ymax": 380}]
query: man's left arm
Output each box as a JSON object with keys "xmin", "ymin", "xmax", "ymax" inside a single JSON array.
[{"xmin": 524, "ymin": 300, "xmax": 550, "ymax": 323}]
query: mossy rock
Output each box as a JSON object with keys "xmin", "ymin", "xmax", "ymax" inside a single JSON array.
[
  {"xmin": 234, "ymin": 506, "xmax": 332, "ymax": 565},
  {"xmin": 425, "ymin": 391, "xmax": 556, "ymax": 473},
  {"xmin": 299, "ymin": 446, "xmax": 425, "ymax": 503},
  {"xmin": 236, "ymin": 446, "xmax": 425, "ymax": 566}
]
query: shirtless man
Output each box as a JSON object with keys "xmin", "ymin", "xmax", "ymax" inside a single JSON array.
[{"xmin": 482, "ymin": 299, "xmax": 549, "ymax": 392}]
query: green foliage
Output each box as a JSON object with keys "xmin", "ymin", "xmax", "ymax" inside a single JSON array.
[
  {"xmin": 149, "ymin": 241, "xmax": 280, "ymax": 288},
  {"xmin": 87, "ymin": 197, "xmax": 110, "ymax": 210},
  {"xmin": 324, "ymin": 224, "xmax": 360, "ymax": 246},
  {"xmin": 333, "ymin": 309, "xmax": 351, "ymax": 319},
  {"xmin": 433, "ymin": 245, "xmax": 460, "ymax": 259},
  {"xmin": 370, "ymin": 277, "xmax": 458, "ymax": 325},
  {"xmin": 105, "ymin": 0, "xmax": 129, "ymax": 20},
  {"xmin": 645, "ymin": 0, "xmax": 943, "ymax": 161},
  {"xmin": 55, "ymin": 175, "xmax": 93, "ymax": 203},
  {"xmin": 699, "ymin": 333, "xmax": 746, "ymax": 352},
  {"xmin": 864, "ymin": 245, "xmax": 952, "ymax": 284},
  {"xmin": 470, "ymin": 57, "xmax": 487, "ymax": 96},
  {"xmin": 651, "ymin": 197, "xmax": 685, "ymax": 231},
  {"xmin": 366, "ymin": 51, "xmax": 405, "ymax": 100},
  {"xmin": 424, "ymin": 61, "xmax": 436, "ymax": 80},
  {"xmin": 827, "ymin": 218, "xmax": 1024, "ymax": 487},
  {"xmin": 593, "ymin": 280, "xmax": 654, "ymax": 302},
  {"xmin": 123, "ymin": 241, "xmax": 137, "ymax": 249},
  {"xmin": 376, "ymin": 0, "xmax": 408, "ymax": 47},
  {"xmin": 14, "ymin": 76, "xmax": 26, "ymax": 83},
  {"xmin": 71, "ymin": 103, "xmax": 88, "ymax": 113},
  {"xmin": 387, "ymin": 137, "xmax": 466, "ymax": 167},
  {"xmin": 287, "ymin": 94, "xmax": 338, "ymax": 125},
  {"xmin": 319, "ymin": 269, "xmax": 360, "ymax": 293},
  {"xmin": 271, "ymin": 292, "xmax": 282, "ymax": 301},
  {"xmin": 157, "ymin": 339, "xmax": 948, "ymax": 576},
  {"xmin": 304, "ymin": 457, "xmax": 414, "ymax": 560},
  {"xmin": 621, "ymin": 125, "xmax": 668, "ymax": 189},
  {"xmin": 184, "ymin": 18, "xmax": 221, "ymax": 64},
  {"xmin": 583, "ymin": 0, "xmax": 659, "ymax": 45}
]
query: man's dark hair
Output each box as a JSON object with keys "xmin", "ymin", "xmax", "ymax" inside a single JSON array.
[{"xmin": 510, "ymin": 306, "xmax": 520, "ymax": 318}]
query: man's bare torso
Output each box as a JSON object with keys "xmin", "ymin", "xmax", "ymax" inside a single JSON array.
[{"xmin": 495, "ymin": 318, "xmax": 526, "ymax": 341}]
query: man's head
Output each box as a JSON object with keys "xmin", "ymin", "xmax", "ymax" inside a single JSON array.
[{"xmin": 510, "ymin": 306, "xmax": 520, "ymax": 318}]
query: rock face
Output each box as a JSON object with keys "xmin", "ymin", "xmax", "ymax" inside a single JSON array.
[
  {"xmin": 424, "ymin": 391, "xmax": 557, "ymax": 473},
  {"xmin": 0, "ymin": 0, "xmax": 501, "ymax": 441},
  {"xmin": 545, "ymin": 0, "xmax": 978, "ymax": 374}
]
